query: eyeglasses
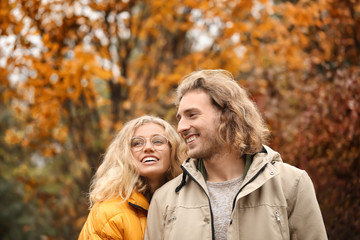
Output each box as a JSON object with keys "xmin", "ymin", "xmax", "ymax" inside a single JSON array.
[{"xmin": 130, "ymin": 135, "xmax": 169, "ymax": 152}]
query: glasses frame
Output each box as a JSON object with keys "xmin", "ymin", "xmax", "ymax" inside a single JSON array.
[{"xmin": 130, "ymin": 134, "xmax": 169, "ymax": 152}]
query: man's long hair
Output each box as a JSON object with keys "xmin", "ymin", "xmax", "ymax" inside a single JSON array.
[{"xmin": 177, "ymin": 69, "xmax": 270, "ymax": 155}]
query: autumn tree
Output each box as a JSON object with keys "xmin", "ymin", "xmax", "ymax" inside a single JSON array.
[{"xmin": 0, "ymin": 0, "xmax": 359, "ymax": 239}]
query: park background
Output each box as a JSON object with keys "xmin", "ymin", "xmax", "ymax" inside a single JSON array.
[{"xmin": 0, "ymin": 0, "xmax": 359, "ymax": 239}]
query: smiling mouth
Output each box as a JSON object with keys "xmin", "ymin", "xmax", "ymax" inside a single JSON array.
[
  {"xmin": 186, "ymin": 135, "xmax": 198, "ymax": 144},
  {"xmin": 141, "ymin": 157, "xmax": 158, "ymax": 163}
]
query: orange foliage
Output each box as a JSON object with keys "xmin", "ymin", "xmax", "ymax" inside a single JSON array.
[{"xmin": 0, "ymin": 0, "xmax": 359, "ymax": 239}]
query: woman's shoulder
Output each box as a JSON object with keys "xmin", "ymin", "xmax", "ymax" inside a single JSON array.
[
  {"xmin": 91, "ymin": 197, "xmax": 131, "ymax": 221},
  {"xmin": 84, "ymin": 197, "xmax": 142, "ymax": 239}
]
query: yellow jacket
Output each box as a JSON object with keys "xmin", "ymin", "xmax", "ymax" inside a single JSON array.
[{"xmin": 79, "ymin": 191, "xmax": 149, "ymax": 240}]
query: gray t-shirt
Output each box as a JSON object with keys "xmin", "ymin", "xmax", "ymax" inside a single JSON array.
[{"xmin": 207, "ymin": 177, "xmax": 243, "ymax": 240}]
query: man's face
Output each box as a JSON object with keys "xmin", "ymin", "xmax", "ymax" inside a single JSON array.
[{"xmin": 176, "ymin": 90, "xmax": 222, "ymax": 160}]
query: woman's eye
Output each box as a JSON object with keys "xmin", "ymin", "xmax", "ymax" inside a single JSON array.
[
  {"xmin": 152, "ymin": 136, "xmax": 167, "ymax": 146},
  {"xmin": 131, "ymin": 139, "xmax": 144, "ymax": 147}
]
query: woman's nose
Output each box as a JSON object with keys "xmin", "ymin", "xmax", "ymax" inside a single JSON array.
[{"xmin": 143, "ymin": 140, "xmax": 154, "ymax": 151}]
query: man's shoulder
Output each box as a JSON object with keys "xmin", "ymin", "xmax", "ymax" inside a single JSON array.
[
  {"xmin": 262, "ymin": 145, "xmax": 306, "ymax": 176},
  {"xmin": 272, "ymin": 161, "xmax": 307, "ymax": 180},
  {"xmin": 155, "ymin": 173, "xmax": 183, "ymax": 195}
]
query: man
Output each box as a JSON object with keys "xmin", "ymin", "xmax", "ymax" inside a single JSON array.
[{"xmin": 145, "ymin": 69, "xmax": 327, "ymax": 240}]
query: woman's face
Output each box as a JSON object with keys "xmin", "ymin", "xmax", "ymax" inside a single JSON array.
[{"xmin": 131, "ymin": 123, "xmax": 171, "ymax": 182}]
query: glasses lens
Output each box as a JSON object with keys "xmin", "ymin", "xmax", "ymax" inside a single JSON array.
[
  {"xmin": 151, "ymin": 135, "xmax": 167, "ymax": 148},
  {"xmin": 131, "ymin": 137, "xmax": 145, "ymax": 150},
  {"xmin": 131, "ymin": 135, "xmax": 168, "ymax": 151}
]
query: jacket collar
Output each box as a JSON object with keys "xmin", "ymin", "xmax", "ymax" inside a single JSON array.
[
  {"xmin": 128, "ymin": 191, "xmax": 149, "ymax": 212},
  {"xmin": 175, "ymin": 158, "xmax": 208, "ymax": 193},
  {"xmin": 236, "ymin": 145, "xmax": 282, "ymax": 198},
  {"xmin": 182, "ymin": 145, "xmax": 277, "ymax": 179},
  {"xmin": 245, "ymin": 145, "xmax": 282, "ymax": 179},
  {"xmin": 178, "ymin": 145, "xmax": 282, "ymax": 193}
]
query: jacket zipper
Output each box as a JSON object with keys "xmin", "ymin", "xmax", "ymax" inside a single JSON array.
[
  {"xmin": 275, "ymin": 211, "xmax": 281, "ymax": 222},
  {"xmin": 181, "ymin": 161, "xmax": 269, "ymax": 239},
  {"xmin": 128, "ymin": 202, "xmax": 148, "ymax": 212},
  {"xmin": 231, "ymin": 163, "xmax": 268, "ymax": 212},
  {"xmin": 181, "ymin": 166, "xmax": 215, "ymax": 240},
  {"xmin": 275, "ymin": 211, "xmax": 285, "ymax": 240}
]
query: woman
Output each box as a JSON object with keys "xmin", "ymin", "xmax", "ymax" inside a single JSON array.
[{"xmin": 79, "ymin": 115, "xmax": 186, "ymax": 239}]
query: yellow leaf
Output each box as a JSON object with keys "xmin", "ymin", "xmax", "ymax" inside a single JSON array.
[
  {"xmin": 5, "ymin": 129, "xmax": 22, "ymax": 144},
  {"xmin": 53, "ymin": 126, "xmax": 68, "ymax": 142},
  {"xmin": 122, "ymin": 100, "xmax": 132, "ymax": 110},
  {"xmin": 93, "ymin": 67, "xmax": 113, "ymax": 79}
]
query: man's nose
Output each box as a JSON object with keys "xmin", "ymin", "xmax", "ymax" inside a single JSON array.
[{"xmin": 177, "ymin": 118, "xmax": 190, "ymax": 134}]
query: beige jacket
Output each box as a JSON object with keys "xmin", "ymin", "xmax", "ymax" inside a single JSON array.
[{"xmin": 145, "ymin": 145, "xmax": 327, "ymax": 240}]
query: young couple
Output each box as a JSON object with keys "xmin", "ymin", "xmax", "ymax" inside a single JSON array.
[{"xmin": 79, "ymin": 69, "xmax": 328, "ymax": 240}]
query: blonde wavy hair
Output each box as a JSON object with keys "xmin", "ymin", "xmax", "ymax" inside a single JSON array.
[
  {"xmin": 176, "ymin": 69, "xmax": 269, "ymax": 155},
  {"xmin": 89, "ymin": 115, "xmax": 186, "ymax": 207}
]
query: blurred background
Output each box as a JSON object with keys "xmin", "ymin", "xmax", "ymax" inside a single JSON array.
[{"xmin": 0, "ymin": 0, "xmax": 359, "ymax": 239}]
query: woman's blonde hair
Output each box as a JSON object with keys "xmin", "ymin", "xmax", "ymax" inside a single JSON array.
[
  {"xmin": 177, "ymin": 69, "xmax": 270, "ymax": 155},
  {"xmin": 89, "ymin": 115, "xmax": 186, "ymax": 207}
]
